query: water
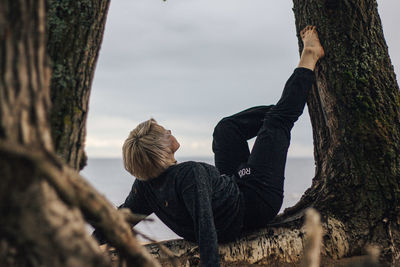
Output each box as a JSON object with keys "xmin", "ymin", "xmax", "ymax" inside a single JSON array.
[{"xmin": 82, "ymin": 157, "xmax": 315, "ymax": 241}]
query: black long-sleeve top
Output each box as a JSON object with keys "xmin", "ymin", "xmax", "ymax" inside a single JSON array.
[{"xmin": 122, "ymin": 161, "xmax": 245, "ymax": 267}]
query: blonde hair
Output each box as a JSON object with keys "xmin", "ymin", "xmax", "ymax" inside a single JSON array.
[{"xmin": 123, "ymin": 118, "xmax": 174, "ymax": 180}]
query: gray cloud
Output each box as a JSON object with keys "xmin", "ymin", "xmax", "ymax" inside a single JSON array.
[{"xmin": 87, "ymin": 0, "xmax": 399, "ymax": 158}]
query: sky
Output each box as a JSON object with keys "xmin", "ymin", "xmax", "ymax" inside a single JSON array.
[{"xmin": 86, "ymin": 0, "xmax": 400, "ymax": 159}]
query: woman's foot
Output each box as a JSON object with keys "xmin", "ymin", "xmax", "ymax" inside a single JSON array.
[{"xmin": 298, "ymin": 26, "xmax": 325, "ymax": 71}]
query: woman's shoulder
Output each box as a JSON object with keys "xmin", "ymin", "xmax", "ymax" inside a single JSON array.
[
  {"xmin": 178, "ymin": 160, "xmax": 215, "ymax": 168},
  {"xmin": 147, "ymin": 161, "xmax": 216, "ymax": 184},
  {"xmin": 176, "ymin": 161, "xmax": 217, "ymax": 173},
  {"xmin": 169, "ymin": 161, "xmax": 199, "ymax": 178},
  {"xmin": 176, "ymin": 161, "xmax": 221, "ymax": 184},
  {"xmin": 177, "ymin": 160, "xmax": 202, "ymax": 168}
]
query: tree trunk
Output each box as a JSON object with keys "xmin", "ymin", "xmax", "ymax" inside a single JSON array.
[
  {"xmin": 0, "ymin": 1, "xmax": 160, "ymax": 266},
  {"xmin": 46, "ymin": 0, "xmax": 110, "ymax": 170},
  {"xmin": 0, "ymin": 1, "xmax": 108, "ymax": 266},
  {"xmin": 148, "ymin": 1, "xmax": 400, "ymax": 266},
  {"xmin": 291, "ymin": 0, "xmax": 400, "ymax": 263}
]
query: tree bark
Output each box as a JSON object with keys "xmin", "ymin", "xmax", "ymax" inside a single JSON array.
[
  {"xmin": 46, "ymin": 0, "xmax": 110, "ymax": 170},
  {"xmin": 291, "ymin": 0, "xmax": 400, "ymax": 263},
  {"xmin": 0, "ymin": 1, "xmax": 107, "ymax": 266},
  {"xmin": 147, "ymin": 1, "xmax": 400, "ymax": 266},
  {"xmin": 0, "ymin": 1, "xmax": 160, "ymax": 266}
]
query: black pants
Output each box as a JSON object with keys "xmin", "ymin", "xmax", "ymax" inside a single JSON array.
[{"xmin": 212, "ymin": 68, "xmax": 315, "ymax": 230}]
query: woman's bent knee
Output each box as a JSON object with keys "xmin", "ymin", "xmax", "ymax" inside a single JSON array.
[{"xmin": 213, "ymin": 117, "xmax": 236, "ymax": 139}]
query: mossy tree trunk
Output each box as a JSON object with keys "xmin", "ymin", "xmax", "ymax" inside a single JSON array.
[
  {"xmin": 291, "ymin": 0, "xmax": 400, "ymax": 263},
  {"xmin": 150, "ymin": 1, "xmax": 400, "ymax": 266},
  {"xmin": 46, "ymin": 0, "xmax": 110, "ymax": 170}
]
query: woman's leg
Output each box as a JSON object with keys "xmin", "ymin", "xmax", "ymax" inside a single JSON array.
[
  {"xmin": 247, "ymin": 67, "xmax": 316, "ymax": 205},
  {"xmin": 248, "ymin": 25, "xmax": 324, "ymax": 193},
  {"xmin": 239, "ymin": 26, "xmax": 324, "ymax": 229},
  {"xmin": 237, "ymin": 68, "xmax": 316, "ymax": 230},
  {"xmin": 212, "ymin": 105, "xmax": 273, "ymax": 175}
]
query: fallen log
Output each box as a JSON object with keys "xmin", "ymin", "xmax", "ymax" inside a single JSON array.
[{"xmin": 145, "ymin": 209, "xmax": 349, "ymax": 266}]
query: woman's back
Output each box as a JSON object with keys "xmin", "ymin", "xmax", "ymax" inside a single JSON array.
[{"xmin": 131, "ymin": 161, "xmax": 245, "ymax": 243}]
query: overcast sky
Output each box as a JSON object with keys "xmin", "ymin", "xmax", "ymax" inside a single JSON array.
[{"xmin": 86, "ymin": 0, "xmax": 400, "ymax": 159}]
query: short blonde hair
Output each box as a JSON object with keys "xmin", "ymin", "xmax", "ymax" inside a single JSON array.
[{"xmin": 123, "ymin": 118, "xmax": 174, "ymax": 180}]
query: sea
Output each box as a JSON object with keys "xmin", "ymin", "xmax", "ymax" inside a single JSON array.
[{"xmin": 81, "ymin": 157, "xmax": 315, "ymax": 242}]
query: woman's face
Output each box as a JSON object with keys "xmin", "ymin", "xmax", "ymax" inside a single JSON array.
[{"xmin": 165, "ymin": 129, "xmax": 180, "ymax": 153}]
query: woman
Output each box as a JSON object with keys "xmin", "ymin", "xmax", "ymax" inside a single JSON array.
[{"xmin": 95, "ymin": 26, "xmax": 324, "ymax": 267}]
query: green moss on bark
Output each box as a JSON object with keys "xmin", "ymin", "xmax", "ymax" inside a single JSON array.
[
  {"xmin": 292, "ymin": 0, "xmax": 400, "ymax": 261},
  {"xmin": 46, "ymin": 0, "xmax": 110, "ymax": 170}
]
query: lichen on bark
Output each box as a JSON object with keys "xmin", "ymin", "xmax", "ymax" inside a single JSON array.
[{"xmin": 46, "ymin": 0, "xmax": 110, "ymax": 170}]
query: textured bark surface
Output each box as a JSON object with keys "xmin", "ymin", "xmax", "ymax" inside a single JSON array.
[
  {"xmin": 0, "ymin": 0, "xmax": 52, "ymax": 150},
  {"xmin": 147, "ymin": 1, "xmax": 400, "ymax": 266},
  {"xmin": 290, "ymin": 0, "xmax": 400, "ymax": 263},
  {"xmin": 47, "ymin": 0, "xmax": 110, "ymax": 170},
  {"xmin": 0, "ymin": 1, "xmax": 107, "ymax": 266},
  {"xmin": 146, "ymin": 212, "xmax": 349, "ymax": 266},
  {"xmin": 0, "ymin": 1, "xmax": 160, "ymax": 266}
]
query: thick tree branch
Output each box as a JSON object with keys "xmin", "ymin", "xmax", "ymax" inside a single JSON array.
[
  {"xmin": 0, "ymin": 141, "xmax": 160, "ymax": 267},
  {"xmin": 146, "ymin": 211, "xmax": 349, "ymax": 266}
]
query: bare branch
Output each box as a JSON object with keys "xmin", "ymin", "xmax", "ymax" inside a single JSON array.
[
  {"xmin": 133, "ymin": 230, "xmax": 180, "ymax": 267},
  {"xmin": 119, "ymin": 208, "xmax": 152, "ymax": 225},
  {"xmin": 301, "ymin": 208, "xmax": 323, "ymax": 267}
]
